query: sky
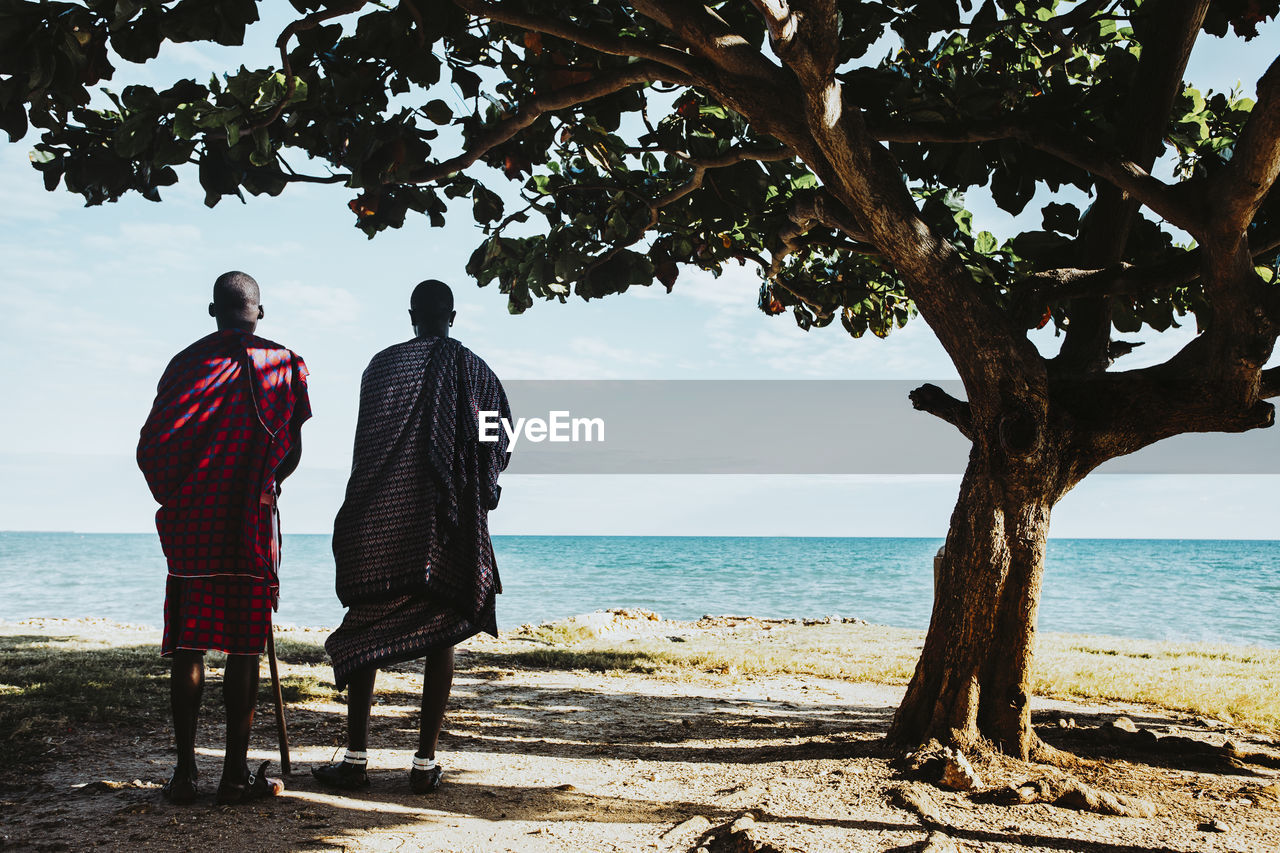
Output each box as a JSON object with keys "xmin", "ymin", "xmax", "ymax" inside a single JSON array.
[{"xmin": 0, "ymin": 10, "xmax": 1276, "ymax": 538}]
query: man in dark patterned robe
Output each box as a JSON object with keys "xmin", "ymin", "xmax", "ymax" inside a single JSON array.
[
  {"xmin": 138, "ymin": 271, "xmax": 310, "ymax": 805},
  {"xmin": 314, "ymin": 280, "xmax": 510, "ymax": 794}
]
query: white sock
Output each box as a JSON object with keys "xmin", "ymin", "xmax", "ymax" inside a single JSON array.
[
  {"xmin": 342, "ymin": 750, "xmax": 368, "ymax": 767},
  {"xmin": 412, "ymin": 754, "xmax": 437, "ymax": 771}
]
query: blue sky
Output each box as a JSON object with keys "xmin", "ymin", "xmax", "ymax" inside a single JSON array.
[{"xmin": 0, "ymin": 12, "xmax": 1276, "ymax": 538}]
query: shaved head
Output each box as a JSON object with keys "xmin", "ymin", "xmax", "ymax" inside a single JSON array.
[
  {"xmin": 210, "ymin": 271, "xmax": 263, "ymax": 331},
  {"xmin": 410, "ymin": 279, "xmax": 453, "ymax": 320},
  {"xmin": 409, "ymin": 279, "xmax": 455, "ymax": 338}
]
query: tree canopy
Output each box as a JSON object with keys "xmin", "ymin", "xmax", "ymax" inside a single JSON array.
[
  {"xmin": 3, "ymin": 0, "xmax": 1279, "ymax": 756},
  {"xmin": 3, "ymin": 0, "xmax": 1274, "ymax": 349}
]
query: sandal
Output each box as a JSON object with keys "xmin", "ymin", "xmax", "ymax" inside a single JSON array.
[
  {"xmin": 409, "ymin": 764, "xmax": 443, "ymax": 794},
  {"xmin": 312, "ymin": 760, "xmax": 371, "ymax": 790},
  {"xmin": 162, "ymin": 765, "xmax": 198, "ymax": 805},
  {"xmin": 215, "ymin": 760, "xmax": 284, "ymax": 806}
]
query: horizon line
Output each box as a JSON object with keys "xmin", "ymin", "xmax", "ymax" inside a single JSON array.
[{"xmin": 2, "ymin": 530, "xmax": 1278, "ymax": 543}]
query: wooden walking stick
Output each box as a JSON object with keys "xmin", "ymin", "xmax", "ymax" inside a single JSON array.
[
  {"xmin": 265, "ymin": 491, "xmax": 291, "ymax": 775},
  {"xmin": 268, "ymin": 628, "xmax": 291, "ymax": 775}
]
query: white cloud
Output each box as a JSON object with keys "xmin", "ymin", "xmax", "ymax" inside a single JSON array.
[
  {"xmin": 161, "ymin": 42, "xmax": 220, "ymax": 71},
  {"xmin": 567, "ymin": 336, "xmax": 663, "ymax": 367},
  {"xmin": 0, "ymin": 150, "xmax": 69, "ymax": 223},
  {"xmin": 482, "ymin": 346, "xmax": 635, "ymax": 379},
  {"xmin": 673, "ymin": 268, "xmax": 760, "ymax": 308},
  {"xmin": 267, "ymin": 279, "xmax": 362, "ymax": 330},
  {"xmin": 244, "ymin": 240, "xmax": 309, "ymax": 258},
  {"xmin": 119, "ymin": 223, "xmax": 203, "ymax": 246}
]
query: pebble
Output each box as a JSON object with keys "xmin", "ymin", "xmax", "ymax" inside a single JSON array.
[{"xmin": 1199, "ymin": 819, "xmax": 1229, "ymax": 833}]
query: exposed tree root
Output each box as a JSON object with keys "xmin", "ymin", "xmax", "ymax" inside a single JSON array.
[
  {"xmin": 977, "ymin": 775, "xmax": 1157, "ymax": 818},
  {"xmin": 888, "ymin": 782, "xmax": 947, "ymax": 828},
  {"xmin": 693, "ymin": 811, "xmax": 783, "ymax": 853},
  {"xmin": 1038, "ymin": 715, "xmax": 1280, "ymax": 773},
  {"xmin": 886, "ymin": 784, "xmax": 963, "ymax": 853},
  {"xmin": 1028, "ymin": 737, "xmax": 1080, "ymax": 769},
  {"xmin": 882, "ymin": 830, "xmax": 959, "ymax": 853},
  {"xmin": 893, "ymin": 736, "xmax": 1159, "ymax": 820}
]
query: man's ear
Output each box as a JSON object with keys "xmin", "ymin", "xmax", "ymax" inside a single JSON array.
[
  {"xmin": 408, "ymin": 308, "xmax": 417, "ymax": 325},
  {"xmin": 208, "ymin": 302, "xmax": 217, "ymax": 318},
  {"xmin": 258, "ymin": 305, "xmax": 265, "ymax": 320},
  {"xmin": 449, "ymin": 309, "xmax": 457, "ymax": 327}
]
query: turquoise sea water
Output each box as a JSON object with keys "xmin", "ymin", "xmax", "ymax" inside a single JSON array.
[{"xmin": 0, "ymin": 533, "xmax": 1277, "ymax": 647}]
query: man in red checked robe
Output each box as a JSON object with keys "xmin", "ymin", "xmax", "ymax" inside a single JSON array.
[{"xmin": 138, "ymin": 271, "xmax": 311, "ymax": 806}]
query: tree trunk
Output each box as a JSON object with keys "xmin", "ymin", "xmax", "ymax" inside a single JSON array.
[{"xmin": 888, "ymin": 452, "xmax": 1054, "ymax": 759}]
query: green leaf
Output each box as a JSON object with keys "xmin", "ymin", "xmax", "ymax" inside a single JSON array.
[
  {"xmin": 423, "ymin": 99, "xmax": 453, "ymax": 125},
  {"xmin": 1041, "ymin": 202, "xmax": 1080, "ymax": 236},
  {"xmin": 472, "ymin": 185, "xmax": 504, "ymax": 223}
]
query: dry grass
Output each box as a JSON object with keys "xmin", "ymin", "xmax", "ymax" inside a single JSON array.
[
  {"xmin": 507, "ymin": 621, "xmax": 1280, "ymax": 734},
  {"xmin": 1033, "ymin": 633, "xmax": 1280, "ymax": 732},
  {"xmin": 0, "ymin": 631, "xmax": 332, "ymax": 765},
  {"xmin": 1, "ymin": 619, "xmax": 1275, "ymax": 770}
]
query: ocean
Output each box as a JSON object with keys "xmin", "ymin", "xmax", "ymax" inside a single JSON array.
[{"xmin": 1, "ymin": 533, "xmax": 1277, "ymax": 647}]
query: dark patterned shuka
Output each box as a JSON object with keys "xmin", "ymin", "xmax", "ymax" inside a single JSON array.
[
  {"xmin": 326, "ymin": 336, "xmax": 510, "ymax": 689},
  {"xmin": 139, "ymin": 329, "xmax": 311, "ymax": 655}
]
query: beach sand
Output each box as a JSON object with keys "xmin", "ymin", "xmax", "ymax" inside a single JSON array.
[{"xmin": 1, "ymin": 613, "xmax": 1278, "ymax": 852}]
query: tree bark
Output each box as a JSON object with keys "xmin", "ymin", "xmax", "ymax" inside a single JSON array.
[{"xmin": 888, "ymin": 451, "xmax": 1055, "ymax": 759}]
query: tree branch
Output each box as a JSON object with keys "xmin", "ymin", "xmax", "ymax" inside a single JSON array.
[
  {"xmin": 585, "ymin": 145, "xmax": 804, "ymax": 278},
  {"xmin": 800, "ymin": 190, "xmax": 872, "ymax": 243},
  {"xmin": 796, "ymin": 81, "xmax": 1047, "ymax": 408},
  {"xmin": 407, "ymin": 63, "xmax": 691, "ymax": 185},
  {"xmin": 1262, "ymin": 367, "xmax": 1280, "ymax": 399},
  {"xmin": 577, "ymin": 164, "xmax": 706, "ymax": 281},
  {"xmin": 1054, "ymin": 0, "xmax": 1210, "ymax": 376},
  {"xmin": 648, "ymin": 144, "xmax": 793, "ymax": 168},
  {"xmin": 452, "ymin": 0, "xmax": 709, "ymax": 80},
  {"xmin": 766, "ymin": 188, "xmax": 876, "ymax": 277},
  {"xmin": 769, "ymin": 195, "xmax": 836, "ymax": 278},
  {"xmin": 909, "ymin": 383, "xmax": 974, "ymax": 441},
  {"xmin": 1013, "ymin": 221, "xmax": 1280, "ymax": 318},
  {"xmin": 632, "ymin": 0, "xmax": 789, "ymax": 93},
  {"xmin": 749, "ymin": 0, "xmax": 837, "ymax": 84},
  {"xmin": 281, "ymin": 171, "xmax": 349, "ymax": 184},
  {"xmin": 252, "ymin": 1, "xmax": 369, "ymax": 132},
  {"xmin": 749, "ymin": 0, "xmax": 798, "ymax": 47},
  {"xmin": 1211, "ymin": 55, "xmax": 1280, "ymax": 238},
  {"xmin": 629, "ymin": 0, "xmax": 837, "ymax": 215},
  {"xmin": 867, "ymin": 118, "xmax": 1201, "ymax": 233}
]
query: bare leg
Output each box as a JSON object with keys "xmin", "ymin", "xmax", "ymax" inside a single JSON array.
[
  {"xmin": 344, "ymin": 667, "xmax": 377, "ymax": 752},
  {"xmin": 417, "ymin": 647, "xmax": 455, "ymax": 760},
  {"xmin": 311, "ymin": 667, "xmax": 377, "ymax": 790},
  {"xmin": 221, "ymin": 653, "xmax": 260, "ymax": 785},
  {"xmin": 167, "ymin": 650, "xmax": 204, "ymax": 801}
]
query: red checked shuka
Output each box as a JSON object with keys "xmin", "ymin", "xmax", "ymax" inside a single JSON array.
[{"xmin": 139, "ymin": 329, "xmax": 311, "ymax": 655}]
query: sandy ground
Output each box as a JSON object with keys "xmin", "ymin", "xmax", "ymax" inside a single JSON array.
[{"xmin": 1, "ymin": 617, "xmax": 1278, "ymax": 853}]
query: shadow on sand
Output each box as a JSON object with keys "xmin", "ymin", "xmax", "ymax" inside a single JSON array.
[{"xmin": 1, "ymin": 633, "xmax": 1273, "ymax": 853}]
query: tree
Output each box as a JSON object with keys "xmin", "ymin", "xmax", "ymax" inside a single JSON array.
[{"xmin": 2, "ymin": 0, "xmax": 1277, "ymax": 759}]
